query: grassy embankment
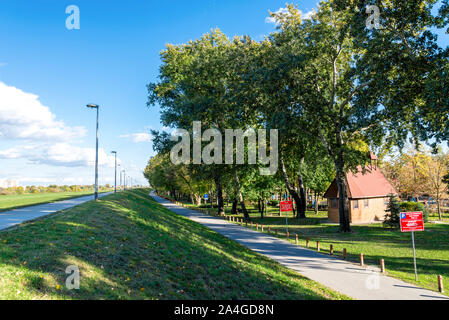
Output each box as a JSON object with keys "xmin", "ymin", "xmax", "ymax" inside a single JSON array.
[
  {"xmin": 178, "ymin": 199, "xmax": 449, "ymax": 296},
  {"xmin": 0, "ymin": 190, "xmax": 110, "ymax": 212},
  {"xmin": 0, "ymin": 189, "xmax": 347, "ymax": 300}
]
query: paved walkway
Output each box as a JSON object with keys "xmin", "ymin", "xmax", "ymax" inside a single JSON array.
[
  {"xmin": 0, "ymin": 192, "xmax": 112, "ymax": 231},
  {"xmin": 152, "ymin": 193, "xmax": 448, "ymax": 300}
]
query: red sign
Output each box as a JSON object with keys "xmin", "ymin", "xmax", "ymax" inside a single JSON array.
[
  {"xmin": 400, "ymin": 212, "xmax": 424, "ymax": 232},
  {"xmin": 280, "ymin": 200, "xmax": 293, "ymax": 212}
]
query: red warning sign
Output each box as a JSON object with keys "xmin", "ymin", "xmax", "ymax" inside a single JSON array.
[
  {"xmin": 280, "ymin": 200, "xmax": 293, "ymax": 212},
  {"xmin": 400, "ymin": 212, "xmax": 424, "ymax": 232}
]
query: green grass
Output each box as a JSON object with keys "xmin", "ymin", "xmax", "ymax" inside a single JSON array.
[
  {"xmin": 0, "ymin": 189, "xmax": 347, "ymax": 300},
  {"xmin": 179, "ymin": 200, "xmax": 449, "ymax": 296},
  {"xmin": 0, "ymin": 191, "xmax": 110, "ymax": 212}
]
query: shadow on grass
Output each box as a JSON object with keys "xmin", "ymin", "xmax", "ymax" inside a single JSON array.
[{"xmin": 0, "ymin": 189, "xmax": 344, "ymax": 300}]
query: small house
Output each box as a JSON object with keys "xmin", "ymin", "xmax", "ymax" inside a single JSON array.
[{"xmin": 323, "ymin": 153, "xmax": 397, "ymax": 224}]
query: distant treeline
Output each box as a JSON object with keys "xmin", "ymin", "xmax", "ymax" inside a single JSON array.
[{"xmin": 0, "ymin": 185, "xmax": 112, "ymax": 196}]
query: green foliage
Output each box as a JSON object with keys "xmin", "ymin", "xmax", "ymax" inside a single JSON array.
[
  {"xmin": 400, "ymin": 202, "xmax": 429, "ymax": 223},
  {"xmin": 383, "ymin": 195, "xmax": 401, "ymax": 229},
  {"xmin": 146, "ymin": 0, "xmax": 446, "ymax": 232}
]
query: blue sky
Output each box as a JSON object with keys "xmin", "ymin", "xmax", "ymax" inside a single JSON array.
[
  {"xmin": 0, "ymin": 1, "xmax": 447, "ymax": 187},
  {"xmin": 0, "ymin": 0, "xmax": 310, "ymax": 187}
]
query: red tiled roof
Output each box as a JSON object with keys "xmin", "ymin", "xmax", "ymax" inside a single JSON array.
[{"xmin": 324, "ymin": 165, "xmax": 397, "ymax": 199}]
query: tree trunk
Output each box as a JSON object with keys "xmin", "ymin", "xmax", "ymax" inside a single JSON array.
[
  {"xmin": 258, "ymin": 198, "xmax": 262, "ymax": 213},
  {"xmin": 231, "ymin": 199, "xmax": 238, "ymax": 215},
  {"xmin": 280, "ymin": 156, "xmax": 306, "ymax": 219},
  {"xmin": 298, "ymin": 172, "xmax": 307, "ymax": 218},
  {"xmin": 214, "ymin": 176, "xmax": 225, "ymax": 216},
  {"xmin": 335, "ymin": 165, "xmax": 351, "ymax": 232},
  {"xmin": 233, "ymin": 169, "xmax": 249, "ymax": 220},
  {"xmin": 314, "ymin": 191, "xmax": 319, "ymax": 215},
  {"xmin": 261, "ymin": 200, "xmax": 265, "ymax": 219},
  {"xmin": 263, "ymin": 199, "xmax": 268, "ymax": 216}
]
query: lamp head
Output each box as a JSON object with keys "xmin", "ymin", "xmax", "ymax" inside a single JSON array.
[{"xmin": 86, "ymin": 104, "xmax": 99, "ymax": 109}]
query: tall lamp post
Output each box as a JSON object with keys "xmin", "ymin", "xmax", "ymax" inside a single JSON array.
[
  {"xmin": 123, "ymin": 170, "xmax": 126, "ymax": 190},
  {"xmin": 117, "ymin": 164, "xmax": 121, "ymax": 190},
  {"xmin": 111, "ymin": 151, "xmax": 117, "ymax": 193},
  {"xmin": 87, "ymin": 104, "xmax": 99, "ymax": 201}
]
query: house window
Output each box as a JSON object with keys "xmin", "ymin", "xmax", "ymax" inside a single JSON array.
[
  {"xmin": 331, "ymin": 198, "xmax": 338, "ymax": 208},
  {"xmin": 353, "ymin": 200, "xmax": 359, "ymax": 209},
  {"xmin": 364, "ymin": 199, "xmax": 369, "ymax": 208}
]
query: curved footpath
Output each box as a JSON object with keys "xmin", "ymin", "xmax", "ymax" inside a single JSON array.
[
  {"xmin": 0, "ymin": 192, "xmax": 112, "ymax": 231},
  {"xmin": 151, "ymin": 193, "xmax": 448, "ymax": 300}
]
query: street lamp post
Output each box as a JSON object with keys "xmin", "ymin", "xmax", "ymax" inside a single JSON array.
[
  {"xmin": 118, "ymin": 164, "xmax": 121, "ymax": 190},
  {"xmin": 111, "ymin": 151, "xmax": 117, "ymax": 193},
  {"xmin": 123, "ymin": 170, "xmax": 126, "ymax": 190},
  {"xmin": 87, "ymin": 104, "xmax": 99, "ymax": 201}
]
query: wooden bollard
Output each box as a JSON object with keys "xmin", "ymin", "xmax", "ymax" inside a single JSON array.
[
  {"xmin": 250, "ymin": 222, "xmax": 253, "ymax": 228},
  {"xmin": 286, "ymin": 231, "xmax": 289, "ymax": 240},
  {"xmin": 268, "ymin": 227, "xmax": 271, "ymax": 234},
  {"xmin": 360, "ymin": 253, "xmax": 364, "ymax": 267},
  {"xmin": 275, "ymin": 229, "xmax": 278, "ymax": 236},
  {"xmin": 256, "ymin": 223, "xmax": 259, "ymax": 231},
  {"xmin": 380, "ymin": 259, "xmax": 385, "ymax": 274},
  {"xmin": 330, "ymin": 244, "xmax": 334, "ymax": 255},
  {"xmin": 317, "ymin": 241, "xmax": 320, "ymax": 252},
  {"xmin": 306, "ymin": 238, "xmax": 309, "ymax": 248},
  {"xmin": 295, "ymin": 234, "xmax": 298, "ymax": 245},
  {"xmin": 261, "ymin": 225, "xmax": 264, "ymax": 232},
  {"xmin": 343, "ymin": 248, "xmax": 347, "ymax": 259},
  {"xmin": 438, "ymin": 275, "xmax": 444, "ymax": 293}
]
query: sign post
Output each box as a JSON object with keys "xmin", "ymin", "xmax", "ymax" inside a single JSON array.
[
  {"xmin": 400, "ymin": 212, "xmax": 424, "ymax": 281},
  {"xmin": 280, "ymin": 200, "xmax": 293, "ymax": 233}
]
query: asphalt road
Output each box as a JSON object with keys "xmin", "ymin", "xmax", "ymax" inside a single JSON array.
[
  {"xmin": 0, "ymin": 192, "xmax": 112, "ymax": 231},
  {"xmin": 152, "ymin": 193, "xmax": 449, "ymax": 300}
]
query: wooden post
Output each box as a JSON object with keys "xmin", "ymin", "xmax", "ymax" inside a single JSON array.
[
  {"xmin": 360, "ymin": 253, "xmax": 364, "ymax": 267},
  {"xmin": 380, "ymin": 259, "xmax": 385, "ymax": 274},
  {"xmin": 317, "ymin": 241, "xmax": 320, "ymax": 252},
  {"xmin": 438, "ymin": 275, "xmax": 444, "ymax": 293},
  {"xmin": 250, "ymin": 222, "xmax": 253, "ymax": 228},
  {"xmin": 330, "ymin": 244, "xmax": 334, "ymax": 255},
  {"xmin": 306, "ymin": 238, "xmax": 309, "ymax": 248},
  {"xmin": 295, "ymin": 234, "xmax": 298, "ymax": 245},
  {"xmin": 261, "ymin": 225, "xmax": 264, "ymax": 232},
  {"xmin": 275, "ymin": 229, "xmax": 278, "ymax": 236},
  {"xmin": 256, "ymin": 223, "xmax": 259, "ymax": 231},
  {"xmin": 268, "ymin": 227, "xmax": 271, "ymax": 234},
  {"xmin": 343, "ymin": 248, "xmax": 347, "ymax": 259},
  {"xmin": 286, "ymin": 231, "xmax": 289, "ymax": 240}
]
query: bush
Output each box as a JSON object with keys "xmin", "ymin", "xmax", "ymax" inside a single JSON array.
[
  {"xmin": 384, "ymin": 194, "xmax": 401, "ymax": 229},
  {"xmin": 399, "ymin": 202, "xmax": 429, "ymax": 223},
  {"xmin": 268, "ymin": 200, "xmax": 280, "ymax": 207}
]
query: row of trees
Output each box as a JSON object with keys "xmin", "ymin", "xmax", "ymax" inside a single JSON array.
[
  {"xmin": 146, "ymin": 1, "xmax": 449, "ymax": 232},
  {"xmin": 0, "ymin": 184, "xmax": 112, "ymax": 196},
  {"xmin": 382, "ymin": 147, "xmax": 449, "ymax": 218}
]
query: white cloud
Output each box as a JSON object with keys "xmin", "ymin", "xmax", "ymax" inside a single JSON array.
[
  {"xmin": 265, "ymin": 7, "xmax": 315, "ymax": 24},
  {"xmin": 0, "ymin": 143, "xmax": 116, "ymax": 168},
  {"xmin": 120, "ymin": 132, "xmax": 152, "ymax": 143},
  {"xmin": 0, "ymin": 82, "xmax": 86, "ymax": 141}
]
